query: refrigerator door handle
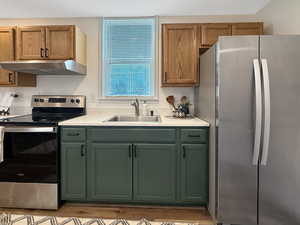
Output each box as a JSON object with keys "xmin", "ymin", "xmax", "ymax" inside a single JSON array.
[
  {"xmin": 252, "ymin": 59, "xmax": 263, "ymax": 166},
  {"xmin": 261, "ymin": 59, "xmax": 271, "ymax": 166}
]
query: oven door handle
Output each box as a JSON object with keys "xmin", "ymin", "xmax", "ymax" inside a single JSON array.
[{"xmin": 4, "ymin": 127, "xmax": 57, "ymax": 133}]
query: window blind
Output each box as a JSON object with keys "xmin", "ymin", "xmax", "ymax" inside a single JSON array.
[{"xmin": 102, "ymin": 18, "xmax": 155, "ymax": 97}]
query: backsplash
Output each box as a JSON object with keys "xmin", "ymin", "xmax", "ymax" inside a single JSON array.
[{"xmin": 0, "ymin": 76, "xmax": 195, "ymax": 112}]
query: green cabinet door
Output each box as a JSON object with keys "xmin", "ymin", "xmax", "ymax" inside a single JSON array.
[
  {"xmin": 133, "ymin": 144, "xmax": 176, "ymax": 202},
  {"xmin": 180, "ymin": 144, "xmax": 208, "ymax": 203},
  {"xmin": 61, "ymin": 143, "xmax": 86, "ymax": 200},
  {"xmin": 87, "ymin": 143, "xmax": 133, "ymax": 201}
]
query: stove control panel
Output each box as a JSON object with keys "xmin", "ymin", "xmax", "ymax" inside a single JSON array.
[{"xmin": 32, "ymin": 95, "xmax": 86, "ymax": 108}]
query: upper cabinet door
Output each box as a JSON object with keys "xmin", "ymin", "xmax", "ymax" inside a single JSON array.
[
  {"xmin": 162, "ymin": 24, "xmax": 199, "ymax": 86},
  {"xmin": 0, "ymin": 27, "xmax": 16, "ymax": 85},
  {"xmin": 17, "ymin": 26, "xmax": 45, "ymax": 60},
  {"xmin": 45, "ymin": 25, "xmax": 75, "ymax": 60},
  {"xmin": 200, "ymin": 23, "xmax": 232, "ymax": 47},
  {"xmin": 232, "ymin": 23, "xmax": 263, "ymax": 35}
]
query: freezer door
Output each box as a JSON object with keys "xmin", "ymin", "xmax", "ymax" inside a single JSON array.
[
  {"xmin": 259, "ymin": 35, "xmax": 300, "ymax": 225},
  {"xmin": 217, "ymin": 36, "xmax": 259, "ymax": 225}
]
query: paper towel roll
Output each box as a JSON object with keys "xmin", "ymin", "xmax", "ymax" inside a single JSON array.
[{"xmin": 0, "ymin": 93, "xmax": 15, "ymax": 111}]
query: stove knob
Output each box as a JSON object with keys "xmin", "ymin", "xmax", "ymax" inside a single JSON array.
[
  {"xmin": 70, "ymin": 99, "xmax": 75, "ymax": 103},
  {"xmin": 39, "ymin": 99, "xmax": 44, "ymax": 102},
  {"xmin": 34, "ymin": 98, "xmax": 39, "ymax": 102},
  {"xmin": 76, "ymin": 99, "xmax": 80, "ymax": 104}
]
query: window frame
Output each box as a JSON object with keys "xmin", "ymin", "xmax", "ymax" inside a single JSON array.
[{"xmin": 98, "ymin": 16, "xmax": 159, "ymax": 102}]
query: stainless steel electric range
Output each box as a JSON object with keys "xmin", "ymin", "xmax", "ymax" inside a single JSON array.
[{"xmin": 0, "ymin": 95, "xmax": 86, "ymax": 210}]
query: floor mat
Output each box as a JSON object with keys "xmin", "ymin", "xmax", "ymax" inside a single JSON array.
[{"xmin": 0, "ymin": 214, "xmax": 201, "ymax": 225}]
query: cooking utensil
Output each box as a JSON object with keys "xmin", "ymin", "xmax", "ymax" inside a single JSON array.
[
  {"xmin": 166, "ymin": 96, "xmax": 177, "ymax": 110},
  {"xmin": 181, "ymin": 96, "xmax": 188, "ymax": 105}
]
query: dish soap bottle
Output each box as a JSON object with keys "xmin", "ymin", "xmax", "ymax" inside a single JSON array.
[{"xmin": 142, "ymin": 101, "xmax": 148, "ymax": 116}]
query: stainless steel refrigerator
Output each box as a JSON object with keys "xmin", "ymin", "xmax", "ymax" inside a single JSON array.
[{"xmin": 195, "ymin": 35, "xmax": 300, "ymax": 225}]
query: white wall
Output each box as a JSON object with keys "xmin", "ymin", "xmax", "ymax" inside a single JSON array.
[
  {"xmin": 0, "ymin": 15, "xmax": 259, "ymax": 111},
  {"xmin": 256, "ymin": 0, "xmax": 300, "ymax": 35}
]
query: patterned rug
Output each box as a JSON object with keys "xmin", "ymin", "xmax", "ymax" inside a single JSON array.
[{"xmin": 0, "ymin": 214, "xmax": 196, "ymax": 225}]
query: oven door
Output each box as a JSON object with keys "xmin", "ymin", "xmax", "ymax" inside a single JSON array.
[{"xmin": 1, "ymin": 126, "xmax": 58, "ymax": 183}]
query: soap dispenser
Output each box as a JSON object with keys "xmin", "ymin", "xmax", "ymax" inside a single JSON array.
[{"xmin": 142, "ymin": 101, "xmax": 148, "ymax": 116}]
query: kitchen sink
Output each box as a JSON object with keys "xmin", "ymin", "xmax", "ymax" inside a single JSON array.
[{"xmin": 104, "ymin": 115, "xmax": 161, "ymax": 123}]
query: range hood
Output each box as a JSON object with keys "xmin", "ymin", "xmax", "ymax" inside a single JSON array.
[{"xmin": 0, "ymin": 60, "xmax": 86, "ymax": 75}]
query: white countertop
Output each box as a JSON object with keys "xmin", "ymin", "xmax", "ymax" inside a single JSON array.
[
  {"xmin": 0, "ymin": 115, "xmax": 21, "ymax": 120},
  {"xmin": 59, "ymin": 111, "xmax": 209, "ymax": 127}
]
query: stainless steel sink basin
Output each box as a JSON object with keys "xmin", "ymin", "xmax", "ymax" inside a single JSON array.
[{"xmin": 104, "ymin": 115, "xmax": 161, "ymax": 123}]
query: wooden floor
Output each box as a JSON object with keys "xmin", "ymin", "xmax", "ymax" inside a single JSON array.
[{"xmin": 0, "ymin": 203, "xmax": 214, "ymax": 224}]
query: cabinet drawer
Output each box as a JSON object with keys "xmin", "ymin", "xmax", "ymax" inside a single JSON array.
[
  {"xmin": 88, "ymin": 128, "xmax": 176, "ymax": 143},
  {"xmin": 181, "ymin": 129, "xmax": 208, "ymax": 143},
  {"xmin": 62, "ymin": 128, "xmax": 86, "ymax": 142}
]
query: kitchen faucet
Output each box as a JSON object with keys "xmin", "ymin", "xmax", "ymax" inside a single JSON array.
[{"xmin": 131, "ymin": 99, "xmax": 140, "ymax": 117}]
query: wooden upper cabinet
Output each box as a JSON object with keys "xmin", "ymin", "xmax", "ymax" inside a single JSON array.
[
  {"xmin": 232, "ymin": 22, "xmax": 263, "ymax": 35},
  {"xmin": 161, "ymin": 22, "xmax": 263, "ymax": 87},
  {"xmin": 16, "ymin": 25, "xmax": 86, "ymax": 64},
  {"xmin": 45, "ymin": 25, "xmax": 75, "ymax": 60},
  {"xmin": 200, "ymin": 23, "xmax": 231, "ymax": 47},
  {"xmin": 0, "ymin": 27, "xmax": 36, "ymax": 87},
  {"xmin": 162, "ymin": 24, "xmax": 199, "ymax": 87},
  {"xmin": 17, "ymin": 26, "xmax": 45, "ymax": 60},
  {"xmin": 0, "ymin": 27, "xmax": 15, "ymax": 85}
]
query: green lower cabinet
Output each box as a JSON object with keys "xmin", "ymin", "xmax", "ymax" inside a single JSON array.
[
  {"xmin": 133, "ymin": 144, "xmax": 176, "ymax": 202},
  {"xmin": 87, "ymin": 143, "xmax": 133, "ymax": 201},
  {"xmin": 61, "ymin": 143, "xmax": 86, "ymax": 200},
  {"xmin": 180, "ymin": 144, "xmax": 208, "ymax": 203},
  {"xmin": 60, "ymin": 127, "xmax": 209, "ymax": 206}
]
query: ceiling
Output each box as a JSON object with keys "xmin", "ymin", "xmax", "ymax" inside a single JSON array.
[{"xmin": 0, "ymin": 0, "xmax": 271, "ymax": 18}]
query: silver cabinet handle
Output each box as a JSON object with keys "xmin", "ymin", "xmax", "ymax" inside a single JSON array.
[
  {"xmin": 261, "ymin": 59, "xmax": 271, "ymax": 166},
  {"xmin": 252, "ymin": 59, "xmax": 263, "ymax": 166}
]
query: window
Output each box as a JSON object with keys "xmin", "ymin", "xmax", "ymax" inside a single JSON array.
[{"xmin": 102, "ymin": 17, "xmax": 156, "ymax": 98}]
